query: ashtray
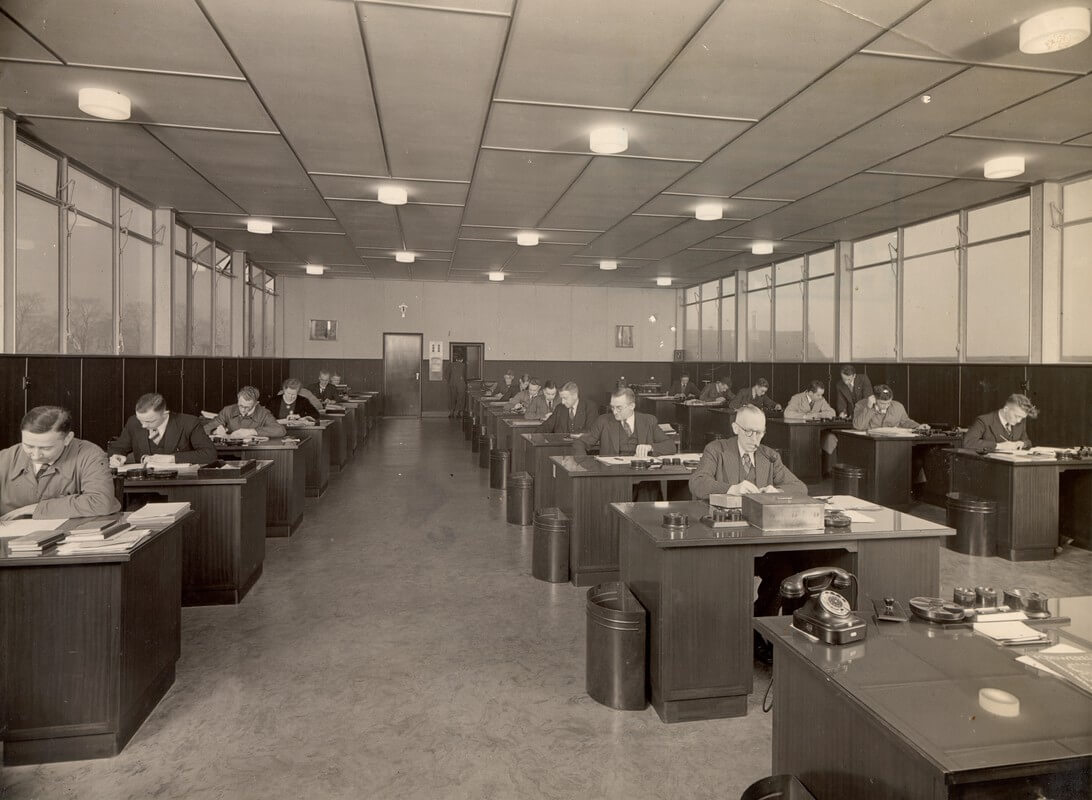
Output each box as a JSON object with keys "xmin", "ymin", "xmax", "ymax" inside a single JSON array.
[{"xmin": 824, "ymin": 511, "xmax": 852, "ymax": 528}]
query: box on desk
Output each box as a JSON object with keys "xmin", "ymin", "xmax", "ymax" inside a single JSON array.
[{"xmin": 742, "ymin": 493, "xmax": 824, "ymax": 531}]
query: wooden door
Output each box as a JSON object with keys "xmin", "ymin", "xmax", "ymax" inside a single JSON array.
[{"xmin": 383, "ymin": 333, "xmax": 422, "ymax": 417}]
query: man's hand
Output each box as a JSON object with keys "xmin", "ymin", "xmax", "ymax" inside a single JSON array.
[
  {"xmin": 287, "ymin": 413, "xmax": 301, "ymax": 421},
  {"xmin": 728, "ymin": 480, "xmax": 761, "ymax": 495},
  {"xmin": 109, "ymin": 454, "xmax": 127, "ymax": 468},
  {"xmin": 867, "ymin": 395, "xmax": 877, "ymax": 409},
  {"xmin": 915, "ymin": 424, "xmax": 931, "ymax": 432},
  {"xmin": 1, "ymin": 503, "xmax": 37, "ymax": 521},
  {"xmin": 211, "ymin": 425, "xmax": 228, "ymax": 437},
  {"xmin": 774, "ymin": 403, "xmax": 783, "ymax": 412},
  {"xmin": 838, "ymin": 411, "xmax": 848, "ymax": 419},
  {"xmin": 634, "ymin": 444, "xmax": 652, "ymax": 458}
]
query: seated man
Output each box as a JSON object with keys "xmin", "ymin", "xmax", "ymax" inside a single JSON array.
[
  {"xmin": 495, "ymin": 370, "xmax": 519, "ymax": 401},
  {"xmin": 669, "ymin": 373, "xmax": 699, "ymax": 399},
  {"xmin": 963, "ymin": 393, "xmax": 1037, "ymax": 451},
  {"xmin": 524, "ymin": 380, "xmax": 559, "ymax": 421},
  {"xmin": 108, "ymin": 392, "xmax": 216, "ymax": 467},
  {"xmin": 833, "ymin": 364, "xmax": 872, "ymax": 419},
  {"xmin": 729, "ymin": 377, "xmax": 783, "ymax": 414},
  {"xmin": 852, "ymin": 385, "xmax": 929, "ymax": 431},
  {"xmin": 698, "ymin": 378, "xmax": 733, "ymax": 405},
  {"xmin": 274, "ymin": 378, "xmax": 322, "ymax": 424},
  {"xmin": 206, "ymin": 386, "xmax": 286, "ymax": 439},
  {"xmin": 573, "ymin": 387, "xmax": 675, "ymax": 457},
  {"xmin": 504, "ymin": 374, "xmax": 537, "ymax": 412},
  {"xmin": 540, "ymin": 382, "xmax": 599, "ymax": 435},
  {"xmin": 784, "ymin": 380, "xmax": 836, "ymax": 421},
  {"xmin": 309, "ymin": 371, "xmax": 340, "ymax": 406},
  {"xmin": 0, "ymin": 405, "xmax": 120, "ymax": 520}
]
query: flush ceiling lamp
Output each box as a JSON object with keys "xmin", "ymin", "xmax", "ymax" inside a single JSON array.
[
  {"xmin": 656, "ymin": 277, "xmax": 672, "ymax": 287},
  {"xmin": 488, "ymin": 271, "xmax": 505, "ymax": 281},
  {"xmin": 983, "ymin": 156, "xmax": 1025, "ymax": 180},
  {"xmin": 78, "ymin": 88, "xmax": 131, "ymax": 120},
  {"xmin": 1019, "ymin": 7, "xmax": 1090, "ymax": 53},
  {"xmin": 247, "ymin": 219, "xmax": 273, "ymax": 234},
  {"xmin": 305, "ymin": 264, "xmax": 325, "ymax": 276},
  {"xmin": 599, "ymin": 259, "xmax": 618, "ymax": 271},
  {"xmin": 589, "ymin": 126, "xmax": 628, "ymax": 154},
  {"xmin": 517, "ymin": 232, "xmax": 540, "ymax": 246},
  {"xmin": 752, "ymin": 242, "xmax": 774, "ymax": 255},
  {"xmin": 395, "ymin": 251, "xmax": 415, "ymax": 263},
  {"xmin": 695, "ymin": 202, "xmax": 722, "ymax": 221},
  {"xmin": 377, "ymin": 185, "xmax": 408, "ymax": 205}
]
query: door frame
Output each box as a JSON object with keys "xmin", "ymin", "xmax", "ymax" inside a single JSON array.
[
  {"xmin": 449, "ymin": 341, "xmax": 485, "ymax": 381},
  {"xmin": 382, "ymin": 332, "xmax": 423, "ymax": 418}
]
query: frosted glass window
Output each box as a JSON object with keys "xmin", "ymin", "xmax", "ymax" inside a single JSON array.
[
  {"xmin": 701, "ymin": 280, "xmax": 719, "ymax": 300},
  {"xmin": 720, "ymin": 295, "xmax": 736, "ymax": 360},
  {"xmin": 174, "ymin": 225, "xmax": 188, "ymax": 254},
  {"xmin": 173, "ymin": 254, "xmax": 188, "ymax": 354},
  {"xmin": 190, "ymin": 265, "xmax": 212, "ymax": 355},
  {"xmin": 968, "ymin": 196, "xmax": 1029, "ymax": 242},
  {"xmin": 67, "ymin": 218, "xmax": 114, "ymax": 354},
  {"xmin": 701, "ymin": 298, "xmax": 719, "ymax": 360},
  {"xmin": 775, "ymin": 281, "xmax": 803, "ymax": 360},
  {"xmin": 748, "ymin": 281, "xmax": 772, "ymax": 361},
  {"xmin": 807, "ymin": 275, "xmax": 836, "ymax": 361},
  {"xmin": 684, "ymin": 303, "xmax": 700, "ymax": 359},
  {"xmin": 902, "ymin": 252, "xmax": 958, "ymax": 358},
  {"xmin": 120, "ymin": 238, "xmax": 154, "ymax": 354},
  {"xmin": 16, "ymin": 140, "xmax": 57, "ymax": 197},
  {"xmin": 214, "ymin": 270, "xmax": 232, "ymax": 356},
  {"xmin": 904, "ymin": 214, "xmax": 957, "ymax": 256},
  {"xmin": 721, "ymin": 274, "xmax": 736, "ymax": 297},
  {"xmin": 1063, "ymin": 176, "xmax": 1092, "ymax": 220},
  {"xmin": 120, "ymin": 195, "xmax": 153, "ymax": 238},
  {"xmin": 851, "ymin": 265, "xmax": 896, "ymax": 359},
  {"xmin": 192, "ymin": 234, "xmax": 213, "ymax": 267},
  {"xmin": 249, "ymin": 285, "xmax": 263, "ymax": 356},
  {"xmin": 808, "ymin": 249, "xmax": 835, "ymax": 277},
  {"xmin": 775, "ymin": 258, "xmax": 804, "ymax": 285},
  {"xmin": 853, "ymin": 232, "xmax": 896, "ymax": 267},
  {"xmin": 263, "ymin": 292, "xmax": 275, "ymax": 356},
  {"xmin": 749, "ymin": 266, "xmax": 772, "ymax": 287},
  {"xmin": 15, "ymin": 191, "xmax": 60, "ymax": 352},
  {"xmin": 1062, "ymin": 222, "xmax": 1092, "ymax": 358},
  {"xmin": 966, "ymin": 237, "xmax": 1030, "ymax": 359},
  {"xmin": 70, "ymin": 168, "xmax": 113, "ymax": 223},
  {"xmin": 685, "ymin": 286, "xmax": 700, "ymax": 304}
]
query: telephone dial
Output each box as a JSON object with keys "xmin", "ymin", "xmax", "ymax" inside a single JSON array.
[{"xmin": 780, "ymin": 567, "xmax": 867, "ymax": 646}]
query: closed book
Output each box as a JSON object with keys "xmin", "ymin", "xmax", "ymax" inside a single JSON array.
[
  {"xmin": 8, "ymin": 530, "xmax": 66, "ymax": 550},
  {"xmin": 66, "ymin": 521, "xmax": 130, "ymax": 541},
  {"xmin": 128, "ymin": 502, "xmax": 190, "ymax": 521}
]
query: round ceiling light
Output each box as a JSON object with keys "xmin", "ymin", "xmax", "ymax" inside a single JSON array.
[
  {"xmin": 488, "ymin": 271, "xmax": 505, "ymax": 282},
  {"xmin": 983, "ymin": 156, "xmax": 1025, "ymax": 180},
  {"xmin": 517, "ymin": 232, "xmax": 539, "ymax": 246},
  {"xmin": 589, "ymin": 126, "xmax": 628, "ymax": 154},
  {"xmin": 599, "ymin": 260, "xmax": 618, "ymax": 271},
  {"xmin": 395, "ymin": 251, "xmax": 415, "ymax": 263},
  {"xmin": 1019, "ymin": 7, "xmax": 1090, "ymax": 53},
  {"xmin": 377, "ymin": 185, "xmax": 408, "ymax": 205},
  {"xmin": 78, "ymin": 88, "xmax": 131, "ymax": 120},
  {"xmin": 247, "ymin": 219, "xmax": 273, "ymax": 235},
  {"xmin": 752, "ymin": 242, "xmax": 774, "ymax": 255},
  {"xmin": 695, "ymin": 202, "xmax": 722, "ymax": 221}
]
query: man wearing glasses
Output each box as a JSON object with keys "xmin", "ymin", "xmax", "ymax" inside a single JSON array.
[{"xmin": 572, "ymin": 387, "xmax": 674, "ymax": 457}]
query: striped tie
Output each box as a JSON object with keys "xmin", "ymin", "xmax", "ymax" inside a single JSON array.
[{"xmin": 149, "ymin": 429, "xmax": 161, "ymax": 445}]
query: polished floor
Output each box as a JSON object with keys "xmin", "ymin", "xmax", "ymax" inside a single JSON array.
[{"xmin": 3, "ymin": 419, "xmax": 1090, "ymax": 800}]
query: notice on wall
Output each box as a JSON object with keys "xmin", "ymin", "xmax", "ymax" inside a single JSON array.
[{"xmin": 429, "ymin": 341, "xmax": 444, "ymax": 381}]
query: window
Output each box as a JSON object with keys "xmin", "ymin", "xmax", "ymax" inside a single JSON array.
[
  {"xmin": 683, "ymin": 294, "xmax": 700, "ymax": 359},
  {"xmin": 263, "ymin": 276, "xmax": 276, "ymax": 356},
  {"xmin": 774, "ymin": 258, "xmax": 804, "ymax": 360},
  {"xmin": 966, "ymin": 197, "xmax": 1030, "ymax": 359},
  {"xmin": 902, "ymin": 214, "xmax": 958, "ymax": 359},
  {"xmin": 16, "ymin": 140, "xmax": 57, "ymax": 197},
  {"xmin": 69, "ymin": 168, "xmax": 114, "ymax": 224},
  {"xmin": 120, "ymin": 237, "xmax": 154, "ymax": 354},
  {"xmin": 67, "ymin": 216, "xmax": 114, "ymax": 353},
  {"xmin": 746, "ymin": 266, "xmax": 772, "ymax": 360},
  {"xmin": 173, "ymin": 253, "xmax": 188, "ymax": 354},
  {"xmin": 14, "ymin": 191, "xmax": 60, "ymax": 352},
  {"xmin": 1062, "ymin": 176, "xmax": 1092, "ymax": 359},
  {"xmin": 190, "ymin": 263, "xmax": 212, "ymax": 355},
  {"xmin": 120, "ymin": 194, "xmax": 153, "ymax": 239},
  {"xmin": 213, "ymin": 250, "xmax": 233, "ymax": 356},
  {"xmin": 851, "ymin": 232, "xmax": 897, "ymax": 360},
  {"xmin": 806, "ymin": 249, "xmax": 835, "ymax": 360},
  {"xmin": 720, "ymin": 276, "xmax": 736, "ymax": 360}
]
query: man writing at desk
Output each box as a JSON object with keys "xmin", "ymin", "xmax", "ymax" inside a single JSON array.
[
  {"xmin": 963, "ymin": 393, "xmax": 1037, "ymax": 451},
  {"xmin": 540, "ymin": 382, "xmax": 598, "ymax": 434},
  {"xmin": 0, "ymin": 405, "xmax": 120, "ymax": 520},
  {"xmin": 524, "ymin": 380, "xmax": 558, "ymax": 421},
  {"xmin": 698, "ymin": 378, "xmax": 733, "ymax": 405},
  {"xmin": 784, "ymin": 380, "xmax": 836, "ymax": 421},
  {"xmin": 669, "ymin": 373, "xmax": 698, "ymax": 399},
  {"xmin": 573, "ymin": 387, "xmax": 674, "ymax": 457},
  {"xmin": 729, "ymin": 377, "xmax": 782, "ymax": 414},
  {"xmin": 505, "ymin": 375, "xmax": 540, "ymax": 413},
  {"xmin": 834, "ymin": 365, "xmax": 872, "ymax": 419},
  {"xmin": 852, "ymin": 385, "xmax": 929, "ymax": 432},
  {"xmin": 206, "ymin": 386, "xmax": 286, "ymax": 439},
  {"xmin": 108, "ymin": 393, "xmax": 216, "ymax": 467},
  {"xmin": 309, "ymin": 370, "xmax": 339, "ymax": 406}
]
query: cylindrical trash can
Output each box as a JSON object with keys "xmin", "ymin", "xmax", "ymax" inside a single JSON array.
[
  {"xmin": 462, "ymin": 413, "xmax": 472, "ymax": 440},
  {"xmin": 471, "ymin": 427, "xmax": 481, "ymax": 452},
  {"xmin": 832, "ymin": 463, "xmax": 866, "ymax": 497},
  {"xmin": 945, "ymin": 492, "xmax": 997, "ymax": 557},
  {"xmin": 739, "ymin": 775, "xmax": 817, "ymax": 800},
  {"xmin": 490, "ymin": 449, "xmax": 510, "ymax": 489},
  {"xmin": 532, "ymin": 508, "xmax": 570, "ymax": 582},
  {"xmin": 586, "ymin": 582, "xmax": 647, "ymax": 710},
  {"xmin": 506, "ymin": 472, "xmax": 534, "ymax": 525},
  {"xmin": 478, "ymin": 435, "xmax": 495, "ymax": 468}
]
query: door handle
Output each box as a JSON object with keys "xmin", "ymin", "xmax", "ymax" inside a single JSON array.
[{"xmin": 415, "ymin": 372, "xmax": 420, "ymax": 381}]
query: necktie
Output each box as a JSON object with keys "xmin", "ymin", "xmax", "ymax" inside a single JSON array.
[
  {"xmin": 547, "ymin": 400, "xmax": 553, "ymax": 411},
  {"xmin": 149, "ymin": 428, "xmax": 161, "ymax": 445},
  {"xmin": 808, "ymin": 398, "xmax": 814, "ymax": 410},
  {"xmin": 624, "ymin": 420, "xmax": 632, "ymax": 436},
  {"xmin": 570, "ymin": 407, "xmax": 575, "ymax": 419},
  {"xmin": 1004, "ymin": 423, "xmax": 1012, "ymax": 437},
  {"xmin": 742, "ymin": 453, "xmax": 753, "ymax": 473},
  {"xmin": 35, "ymin": 463, "xmax": 48, "ymax": 479}
]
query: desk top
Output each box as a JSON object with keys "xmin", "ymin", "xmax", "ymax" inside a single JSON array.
[
  {"xmin": 502, "ymin": 418, "xmax": 544, "ymax": 428},
  {"xmin": 122, "ymin": 459, "xmax": 272, "ymax": 486},
  {"xmin": 767, "ymin": 418, "xmax": 853, "ymax": 428},
  {"xmin": 286, "ymin": 420, "xmax": 333, "ymax": 431},
  {"xmin": 754, "ymin": 598, "xmax": 1092, "ymax": 776},
  {"xmin": 550, "ymin": 455, "xmax": 694, "ymax": 479},
  {"xmin": 214, "ymin": 437, "xmax": 302, "ymax": 451},
  {"xmin": 520, "ymin": 433, "xmax": 581, "ymax": 446},
  {"xmin": 952, "ymin": 448, "xmax": 1092, "ymax": 469},
  {"xmin": 612, "ymin": 500, "xmax": 952, "ymax": 548},
  {"xmin": 840, "ymin": 429, "xmax": 962, "ymax": 445}
]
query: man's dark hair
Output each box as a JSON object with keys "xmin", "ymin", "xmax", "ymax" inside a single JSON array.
[
  {"xmin": 135, "ymin": 393, "xmax": 167, "ymax": 413},
  {"xmin": 21, "ymin": 406, "xmax": 73, "ymax": 434}
]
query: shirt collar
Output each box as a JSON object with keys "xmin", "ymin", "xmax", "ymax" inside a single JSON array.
[
  {"xmin": 18, "ymin": 441, "xmax": 69, "ymax": 477},
  {"xmin": 737, "ymin": 440, "xmax": 753, "ymax": 462},
  {"xmin": 998, "ymin": 410, "xmax": 1010, "ymax": 427},
  {"xmin": 153, "ymin": 413, "xmax": 170, "ymax": 440}
]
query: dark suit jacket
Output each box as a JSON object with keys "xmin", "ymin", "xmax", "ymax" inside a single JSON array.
[
  {"xmin": 274, "ymin": 395, "xmax": 322, "ymax": 420},
  {"xmin": 497, "ymin": 380, "xmax": 519, "ymax": 401},
  {"xmin": 310, "ymin": 382, "xmax": 340, "ymax": 403},
  {"xmin": 833, "ymin": 375, "xmax": 873, "ymax": 417},
  {"xmin": 689, "ymin": 438, "xmax": 807, "ymax": 500},
  {"xmin": 540, "ymin": 400, "xmax": 599, "ymax": 435},
  {"xmin": 669, "ymin": 380, "xmax": 699, "ymax": 398},
  {"xmin": 108, "ymin": 412, "xmax": 217, "ymax": 465},
  {"xmin": 728, "ymin": 388, "xmax": 781, "ymax": 414},
  {"xmin": 962, "ymin": 412, "xmax": 1032, "ymax": 451},
  {"xmin": 572, "ymin": 411, "xmax": 675, "ymax": 457}
]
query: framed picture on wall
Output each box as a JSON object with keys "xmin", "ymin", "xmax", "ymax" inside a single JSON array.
[
  {"xmin": 309, "ymin": 319, "xmax": 337, "ymax": 341},
  {"xmin": 615, "ymin": 325, "xmax": 634, "ymax": 349}
]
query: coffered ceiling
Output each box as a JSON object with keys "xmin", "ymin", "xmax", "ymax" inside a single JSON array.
[{"xmin": 2, "ymin": 0, "xmax": 1090, "ymax": 287}]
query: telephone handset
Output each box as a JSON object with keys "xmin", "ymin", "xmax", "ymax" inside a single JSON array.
[{"xmin": 780, "ymin": 567, "xmax": 867, "ymax": 646}]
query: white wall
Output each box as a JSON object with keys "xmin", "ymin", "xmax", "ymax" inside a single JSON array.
[{"xmin": 279, "ymin": 277, "xmax": 678, "ymax": 361}]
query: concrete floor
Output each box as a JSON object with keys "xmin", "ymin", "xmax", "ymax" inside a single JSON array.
[{"xmin": 3, "ymin": 418, "xmax": 1090, "ymax": 800}]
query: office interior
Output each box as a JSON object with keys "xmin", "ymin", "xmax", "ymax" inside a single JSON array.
[{"xmin": 0, "ymin": 0, "xmax": 1091, "ymax": 798}]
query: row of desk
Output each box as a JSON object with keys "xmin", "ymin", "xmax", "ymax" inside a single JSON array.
[{"xmin": 0, "ymin": 392, "xmax": 382, "ymax": 765}]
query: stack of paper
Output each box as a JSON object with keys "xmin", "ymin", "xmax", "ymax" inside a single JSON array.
[
  {"xmin": 973, "ymin": 620, "xmax": 1050, "ymax": 645},
  {"xmin": 868, "ymin": 427, "xmax": 918, "ymax": 437},
  {"xmin": 128, "ymin": 502, "xmax": 191, "ymax": 525},
  {"xmin": 0, "ymin": 518, "xmax": 67, "ymax": 538},
  {"xmin": 7, "ymin": 528, "xmax": 67, "ymax": 556},
  {"xmin": 65, "ymin": 519, "xmax": 130, "ymax": 542},
  {"xmin": 56, "ymin": 529, "xmax": 152, "ymax": 555},
  {"xmin": 816, "ymin": 495, "xmax": 883, "ymax": 511}
]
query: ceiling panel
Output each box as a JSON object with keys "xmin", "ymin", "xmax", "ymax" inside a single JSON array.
[
  {"xmin": 874, "ymin": 137, "xmax": 1092, "ymax": 182},
  {"xmin": 399, "ymin": 204, "xmax": 463, "ymax": 251},
  {"xmin": 206, "ymin": 229, "xmax": 304, "ymax": 265},
  {"xmin": 313, "ymin": 174, "xmax": 468, "ymax": 205},
  {"xmin": 2, "ymin": 0, "xmax": 241, "ymax": 75},
  {"xmin": 463, "ymin": 149, "xmax": 590, "ymax": 227},
  {"xmin": 540, "ymin": 157, "xmax": 690, "ymax": 229},
  {"xmin": 368, "ymin": 262, "xmax": 412, "ymax": 281},
  {"xmin": 689, "ymin": 236, "xmax": 748, "ymax": 253},
  {"xmin": 201, "ymin": 0, "xmax": 387, "ymax": 176},
  {"xmin": 484, "ymin": 102, "xmax": 748, "ymax": 160},
  {"xmin": 360, "ymin": 0, "xmax": 515, "ymax": 14},
  {"xmin": 959, "ymin": 75, "xmax": 1092, "ymax": 143},
  {"xmin": 326, "ymin": 199, "xmax": 401, "ymax": 249},
  {"xmin": 177, "ymin": 214, "xmax": 343, "ymax": 234},
  {"xmin": 450, "ymin": 239, "xmax": 518, "ymax": 271},
  {"xmin": 647, "ymin": 248, "xmax": 730, "ymax": 273},
  {"xmin": 744, "ymin": 67, "xmax": 1070, "ymax": 199},
  {"xmin": 1070, "ymin": 133, "xmax": 1092, "ymax": 147},
  {"xmin": 706, "ymin": 237, "xmax": 828, "ymax": 257},
  {"xmin": 637, "ymin": 194, "xmax": 785, "ymax": 218},
  {"xmin": 534, "ymin": 266, "xmax": 589, "ymax": 285},
  {"xmin": 670, "ymin": 55, "xmax": 961, "ymax": 196},
  {"xmin": 363, "ymin": 4, "xmax": 506, "ymax": 180},
  {"xmin": 410, "ymin": 262, "xmax": 454, "ymax": 282},
  {"xmin": 21, "ymin": 118, "xmax": 242, "ymax": 213},
  {"xmin": 356, "ymin": 257, "xmax": 412, "ymax": 278},
  {"xmin": 504, "ymin": 243, "xmax": 584, "ymax": 271},
  {"xmin": 275, "ymin": 233, "xmax": 362, "ymax": 266},
  {"xmin": 578, "ymin": 215, "xmax": 684, "ymax": 257},
  {"xmin": 0, "ymin": 13, "xmax": 61, "ymax": 60},
  {"xmin": 624, "ymin": 218, "xmax": 742, "ymax": 259},
  {"xmin": 459, "ymin": 225, "xmax": 601, "ymax": 245}
]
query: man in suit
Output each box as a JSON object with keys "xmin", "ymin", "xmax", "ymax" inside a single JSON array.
[
  {"xmin": 496, "ymin": 370, "xmax": 519, "ymax": 401},
  {"xmin": 833, "ymin": 365, "xmax": 872, "ymax": 419},
  {"xmin": 273, "ymin": 379, "xmax": 322, "ymax": 423},
  {"xmin": 963, "ymin": 393, "xmax": 1037, "ymax": 451},
  {"xmin": 698, "ymin": 378, "xmax": 733, "ymax": 405},
  {"xmin": 1, "ymin": 405, "xmax": 120, "ymax": 520},
  {"xmin": 669, "ymin": 374, "xmax": 699, "ymax": 399},
  {"xmin": 540, "ymin": 382, "xmax": 598, "ymax": 434},
  {"xmin": 108, "ymin": 393, "xmax": 217, "ymax": 467},
  {"xmin": 524, "ymin": 380, "xmax": 559, "ymax": 421},
  {"xmin": 784, "ymin": 380, "xmax": 837, "ymax": 421},
  {"xmin": 729, "ymin": 377, "xmax": 782, "ymax": 414},
  {"xmin": 852, "ymin": 385, "xmax": 929, "ymax": 431},
  {"xmin": 206, "ymin": 386, "xmax": 286, "ymax": 439},
  {"xmin": 504, "ymin": 375, "xmax": 538, "ymax": 412},
  {"xmin": 573, "ymin": 387, "xmax": 675, "ymax": 457},
  {"xmin": 309, "ymin": 371, "xmax": 340, "ymax": 406}
]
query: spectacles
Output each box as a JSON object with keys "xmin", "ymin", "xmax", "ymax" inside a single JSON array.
[{"xmin": 737, "ymin": 426, "xmax": 765, "ymax": 438}]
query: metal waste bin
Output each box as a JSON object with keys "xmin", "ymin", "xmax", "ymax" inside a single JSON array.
[
  {"xmin": 832, "ymin": 463, "xmax": 866, "ymax": 497},
  {"xmin": 532, "ymin": 508, "xmax": 570, "ymax": 582},
  {"xmin": 471, "ymin": 425, "xmax": 482, "ymax": 452},
  {"xmin": 462, "ymin": 413, "xmax": 472, "ymax": 440},
  {"xmin": 506, "ymin": 472, "xmax": 534, "ymax": 525},
  {"xmin": 478, "ymin": 435, "xmax": 495, "ymax": 468},
  {"xmin": 489, "ymin": 449, "xmax": 510, "ymax": 489},
  {"xmin": 945, "ymin": 492, "xmax": 997, "ymax": 557},
  {"xmin": 586, "ymin": 582, "xmax": 647, "ymax": 710},
  {"xmin": 739, "ymin": 775, "xmax": 817, "ymax": 800}
]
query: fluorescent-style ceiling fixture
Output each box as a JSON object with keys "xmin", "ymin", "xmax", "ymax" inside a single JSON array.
[
  {"xmin": 695, "ymin": 202, "xmax": 722, "ymax": 221},
  {"xmin": 1019, "ymin": 6, "xmax": 1090, "ymax": 53},
  {"xmin": 983, "ymin": 156, "xmax": 1025, "ymax": 180},
  {"xmin": 648, "ymin": 314, "xmax": 657, "ymax": 323},
  {"xmin": 247, "ymin": 219, "xmax": 273, "ymax": 234},
  {"xmin": 305, "ymin": 264, "xmax": 325, "ymax": 276},
  {"xmin": 78, "ymin": 88, "xmax": 131, "ymax": 120},
  {"xmin": 599, "ymin": 260, "xmax": 618, "ymax": 271},
  {"xmin": 752, "ymin": 242, "xmax": 774, "ymax": 255},
  {"xmin": 656, "ymin": 277, "xmax": 672, "ymax": 287},
  {"xmin": 516, "ymin": 232, "xmax": 539, "ymax": 246},
  {"xmin": 589, "ymin": 126, "xmax": 628, "ymax": 154},
  {"xmin": 488, "ymin": 271, "xmax": 505, "ymax": 281},
  {"xmin": 377, "ymin": 185, "xmax": 408, "ymax": 205},
  {"xmin": 395, "ymin": 251, "xmax": 415, "ymax": 263}
]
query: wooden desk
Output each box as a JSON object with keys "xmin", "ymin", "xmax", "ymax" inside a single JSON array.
[
  {"xmin": 123, "ymin": 462, "xmax": 270, "ymax": 605},
  {"xmin": 0, "ymin": 512, "xmax": 193, "ymax": 764},
  {"xmin": 215, "ymin": 439, "xmax": 308, "ymax": 538},
  {"xmin": 637, "ymin": 395, "xmax": 676, "ymax": 422},
  {"xmin": 950, "ymin": 449, "xmax": 1092, "ymax": 561},
  {"xmin": 341, "ymin": 400, "xmax": 367, "ymax": 446},
  {"xmin": 764, "ymin": 419, "xmax": 851, "ymax": 482},
  {"xmin": 291, "ymin": 420, "xmax": 332, "ymax": 497},
  {"xmin": 615, "ymin": 500, "xmax": 952, "ymax": 723},
  {"xmin": 337, "ymin": 405, "xmax": 358, "ymax": 454},
  {"xmin": 487, "ymin": 408, "xmax": 522, "ymax": 440},
  {"xmin": 320, "ymin": 414, "xmax": 348, "ymax": 472},
  {"xmin": 550, "ymin": 455, "xmax": 695, "ymax": 587},
  {"xmin": 498, "ymin": 417, "xmax": 542, "ymax": 459},
  {"xmin": 835, "ymin": 430, "xmax": 959, "ymax": 507},
  {"xmin": 516, "ymin": 433, "xmax": 579, "ymax": 510},
  {"xmin": 676, "ymin": 403, "xmax": 737, "ymax": 450},
  {"xmin": 755, "ymin": 598, "xmax": 1092, "ymax": 799}
]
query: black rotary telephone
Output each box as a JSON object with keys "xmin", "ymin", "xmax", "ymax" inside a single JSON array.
[{"xmin": 780, "ymin": 567, "xmax": 867, "ymax": 645}]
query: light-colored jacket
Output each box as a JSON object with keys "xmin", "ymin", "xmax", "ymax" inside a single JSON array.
[{"xmin": 0, "ymin": 438, "xmax": 121, "ymax": 518}]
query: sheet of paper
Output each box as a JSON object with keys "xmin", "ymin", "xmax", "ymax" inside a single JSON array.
[
  {"xmin": 973, "ymin": 611, "xmax": 1028, "ymax": 622},
  {"xmin": 1016, "ymin": 656, "xmax": 1063, "ymax": 677},
  {"xmin": 973, "ymin": 620, "xmax": 1049, "ymax": 643},
  {"xmin": 658, "ymin": 423, "xmax": 674, "ymax": 432},
  {"xmin": 115, "ymin": 462, "xmax": 146, "ymax": 473},
  {"xmin": 816, "ymin": 495, "xmax": 883, "ymax": 511},
  {"xmin": 986, "ymin": 451, "xmax": 1058, "ymax": 462},
  {"xmin": 0, "ymin": 518, "xmax": 68, "ymax": 538},
  {"xmin": 868, "ymin": 427, "xmax": 917, "ymax": 437}
]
